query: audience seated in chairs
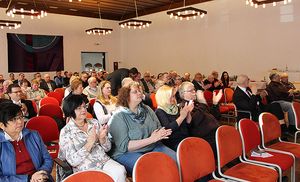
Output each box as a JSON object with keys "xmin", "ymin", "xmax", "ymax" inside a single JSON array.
[
  {"xmin": 93, "ymin": 81, "xmax": 118, "ymax": 125},
  {"xmin": 220, "ymin": 71, "xmax": 232, "ymax": 89},
  {"xmin": 266, "ymin": 72, "xmax": 297, "ymax": 133},
  {"xmin": 109, "ymin": 82, "xmax": 176, "ymax": 175},
  {"xmin": 233, "ymin": 74, "xmax": 290, "ymax": 138},
  {"xmin": 7, "ymin": 83, "xmax": 37, "ymax": 120},
  {"xmin": 64, "ymin": 78, "xmax": 89, "ymax": 104},
  {"xmin": 58, "ymin": 94, "xmax": 126, "ymax": 182},
  {"xmin": 155, "ymin": 85, "xmax": 193, "ymax": 151},
  {"xmin": 40, "ymin": 74, "xmax": 57, "ymax": 93},
  {"xmin": 0, "ymin": 102, "xmax": 53, "ymax": 181}
]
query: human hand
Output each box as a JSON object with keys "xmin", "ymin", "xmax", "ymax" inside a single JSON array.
[
  {"xmin": 150, "ymin": 127, "xmax": 172, "ymax": 143},
  {"xmin": 20, "ymin": 103, "xmax": 28, "ymax": 115},
  {"xmin": 98, "ymin": 124, "xmax": 108, "ymax": 143},
  {"xmin": 213, "ymin": 90, "xmax": 223, "ymax": 105},
  {"xmin": 196, "ymin": 90, "xmax": 207, "ymax": 105},
  {"xmin": 87, "ymin": 126, "xmax": 98, "ymax": 145},
  {"xmin": 30, "ymin": 170, "xmax": 48, "ymax": 182}
]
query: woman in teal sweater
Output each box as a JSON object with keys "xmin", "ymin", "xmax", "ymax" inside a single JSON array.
[{"xmin": 109, "ymin": 82, "xmax": 176, "ymax": 174}]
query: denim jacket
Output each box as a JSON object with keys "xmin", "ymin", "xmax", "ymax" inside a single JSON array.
[{"xmin": 0, "ymin": 128, "xmax": 53, "ymax": 182}]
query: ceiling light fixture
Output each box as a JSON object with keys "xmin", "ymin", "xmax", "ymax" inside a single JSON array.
[
  {"xmin": 85, "ymin": 1, "xmax": 113, "ymax": 35},
  {"xmin": 166, "ymin": 0, "xmax": 207, "ymax": 20},
  {"xmin": 245, "ymin": 0, "xmax": 292, "ymax": 8},
  {"xmin": 0, "ymin": 20, "xmax": 21, "ymax": 29},
  {"xmin": 6, "ymin": 0, "xmax": 47, "ymax": 19},
  {"xmin": 119, "ymin": 0, "xmax": 152, "ymax": 29}
]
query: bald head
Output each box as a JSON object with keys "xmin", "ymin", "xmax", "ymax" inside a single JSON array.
[{"xmin": 237, "ymin": 74, "xmax": 249, "ymax": 88}]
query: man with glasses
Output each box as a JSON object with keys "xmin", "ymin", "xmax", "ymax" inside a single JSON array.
[
  {"xmin": 141, "ymin": 71, "xmax": 155, "ymax": 94},
  {"xmin": 7, "ymin": 83, "xmax": 37, "ymax": 120}
]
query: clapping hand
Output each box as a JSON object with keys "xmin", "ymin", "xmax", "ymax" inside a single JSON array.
[
  {"xmin": 30, "ymin": 170, "xmax": 48, "ymax": 182},
  {"xmin": 98, "ymin": 124, "xmax": 108, "ymax": 144},
  {"xmin": 213, "ymin": 90, "xmax": 223, "ymax": 105},
  {"xmin": 196, "ymin": 90, "xmax": 207, "ymax": 105},
  {"xmin": 150, "ymin": 127, "xmax": 172, "ymax": 143}
]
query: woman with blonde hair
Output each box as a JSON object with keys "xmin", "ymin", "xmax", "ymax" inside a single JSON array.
[
  {"xmin": 93, "ymin": 81, "xmax": 118, "ymax": 125},
  {"xmin": 155, "ymin": 85, "xmax": 193, "ymax": 150}
]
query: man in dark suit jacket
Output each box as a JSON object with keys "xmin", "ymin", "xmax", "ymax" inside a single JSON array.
[
  {"xmin": 40, "ymin": 74, "xmax": 57, "ymax": 92},
  {"xmin": 192, "ymin": 72, "xmax": 205, "ymax": 91},
  {"xmin": 233, "ymin": 75, "xmax": 290, "ymax": 137},
  {"xmin": 7, "ymin": 83, "xmax": 37, "ymax": 120},
  {"xmin": 106, "ymin": 67, "xmax": 139, "ymax": 96}
]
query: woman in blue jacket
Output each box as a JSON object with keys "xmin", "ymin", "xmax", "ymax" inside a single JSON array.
[{"xmin": 0, "ymin": 102, "xmax": 53, "ymax": 182}]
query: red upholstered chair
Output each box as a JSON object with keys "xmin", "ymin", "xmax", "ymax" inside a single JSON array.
[
  {"xmin": 31, "ymin": 100, "xmax": 38, "ymax": 114},
  {"xmin": 259, "ymin": 112, "xmax": 300, "ymax": 167},
  {"xmin": 64, "ymin": 170, "xmax": 114, "ymax": 182},
  {"xmin": 39, "ymin": 97, "xmax": 59, "ymax": 107},
  {"xmin": 177, "ymin": 137, "xmax": 224, "ymax": 182},
  {"xmin": 54, "ymin": 88, "xmax": 65, "ymax": 98},
  {"xmin": 26, "ymin": 116, "xmax": 59, "ymax": 158},
  {"xmin": 89, "ymin": 98, "xmax": 96, "ymax": 107},
  {"xmin": 150, "ymin": 93, "xmax": 157, "ymax": 110},
  {"xmin": 292, "ymin": 102, "xmax": 300, "ymax": 143},
  {"xmin": 86, "ymin": 112, "xmax": 93, "ymax": 119},
  {"xmin": 133, "ymin": 152, "xmax": 180, "ymax": 182},
  {"xmin": 39, "ymin": 104, "xmax": 63, "ymax": 119},
  {"xmin": 224, "ymin": 88, "xmax": 234, "ymax": 104},
  {"xmin": 47, "ymin": 91, "xmax": 63, "ymax": 106},
  {"xmin": 238, "ymin": 119, "xmax": 295, "ymax": 181},
  {"xmin": 203, "ymin": 90, "xmax": 213, "ymax": 107},
  {"xmin": 216, "ymin": 125, "xmax": 278, "ymax": 182}
]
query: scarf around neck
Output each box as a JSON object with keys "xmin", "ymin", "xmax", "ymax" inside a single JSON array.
[
  {"xmin": 158, "ymin": 104, "xmax": 179, "ymax": 115},
  {"xmin": 122, "ymin": 103, "xmax": 148, "ymax": 124}
]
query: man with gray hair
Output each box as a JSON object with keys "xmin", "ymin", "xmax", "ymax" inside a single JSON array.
[
  {"xmin": 233, "ymin": 74, "xmax": 291, "ymax": 138},
  {"xmin": 266, "ymin": 72, "xmax": 297, "ymax": 133}
]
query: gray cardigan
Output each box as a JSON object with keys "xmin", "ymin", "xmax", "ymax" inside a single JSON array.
[{"xmin": 109, "ymin": 105, "xmax": 161, "ymax": 159}]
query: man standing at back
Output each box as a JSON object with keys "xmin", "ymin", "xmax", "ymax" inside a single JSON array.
[{"xmin": 106, "ymin": 67, "xmax": 138, "ymax": 96}]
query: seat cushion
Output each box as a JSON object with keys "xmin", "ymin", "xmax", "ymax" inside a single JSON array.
[
  {"xmin": 219, "ymin": 106, "xmax": 230, "ymax": 113},
  {"xmin": 248, "ymin": 151, "xmax": 294, "ymax": 171},
  {"xmin": 224, "ymin": 162, "xmax": 278, "ymax": 182},
  {"xmin": 269, "ymin": 142, "xmax": 300, "ymax": 158}
]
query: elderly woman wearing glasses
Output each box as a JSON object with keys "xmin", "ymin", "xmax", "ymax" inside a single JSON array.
[
  {"xmin": 109, "ymin": 82, "xmax": 176, "ymax": 175},
  {"xmin": 58, "ymin": 94, "xmax": 126, "ymax": 182},
  {"xmin": 0, "ymin": 102, "xmax": 53, "ymax": 182}
]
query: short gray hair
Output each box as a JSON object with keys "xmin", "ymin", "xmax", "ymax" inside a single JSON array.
[
  {"xmin": 178, "ymin": 81, "xmax": 194, "ymax": 99},
  {"xmin": 236, "ymin": 74, "xmax": 249, "ymax": 86}
]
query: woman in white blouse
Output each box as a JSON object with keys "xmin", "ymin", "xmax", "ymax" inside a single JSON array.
[
  {"xmin": 58, "ymin": 94, "xmax": 126, "ymax": 182},
  {"xmin": 93, "ymin": 81, "xmax": 118, "ymax": 125}
]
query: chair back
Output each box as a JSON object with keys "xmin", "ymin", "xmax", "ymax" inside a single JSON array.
[
  {"xmin": 26, "ymin": 116, "xmax": 59, "ymax": 142},
  {"xmin": 133, "ymin": 152, "xmax": 180, "ymax": 182},
  {"xmin": 54, "ymin": 88, "xmax": 65, "ymax": 98},
  {"xmin": 238, "ymin": 119, "xmax": 261, "ymax": 154},
  {"xmin": 292, "ymin": 102, "xmax": 300, "ymax": 130},
  {"xmin": 203, "ymin": 90, "xmax": 213, "ymax": 106},
  {"xmin": 216, "ymin": 125, "xmax": 242, "ymax": 167},
  {"xmin": 40, "ymin": 97, "xmax": 59, "ymax": 107},
  {"xmin": 47, "ymin": 92, "xmax": 63, "ymax": 105},
  {"xmin": 259, "ymin": 112, "xmax": 281, "ymax": 144},
  {"xmin": 89, "ymin": 98, "xmax": 96, "ymax": 108},
  {"xmin": 150, "ymin": 93, "xmax": 157, "ymax": 110},
  {"xmin": 86, "ymin": 112, "xmax": 93, "ymax": 119},
  {"xmin": 177, "ymin": 137, "xmax": 216, "ymax": 182},
  {"xmin": 31, "ymin": 100, "xmax": 38, "ymax": 113},
  {"xmin": 39, "ymin": 104, "xmax": 64, "ymax": 120},
  {"xmin": 224, "ymin": 88, "xmax": 234, "ymax": 103},
  {"xmin": 63, "ymin": 170, "xmax": 114, "ymax": 182}
]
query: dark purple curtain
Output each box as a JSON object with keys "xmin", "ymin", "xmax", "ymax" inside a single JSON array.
[{"xmin": 7, "ymin": 33, "xmax": 64, "ymax": 72}]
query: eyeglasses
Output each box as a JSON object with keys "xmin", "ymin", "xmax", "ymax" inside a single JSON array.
[
  {"xmin": 8, "ymin": 115, "xmax": 25, "ymax": 123},
  {"xmin": 184, "ymin": 89, "xmax": 196, "ymax": 93},
  {"xmin": 130, "ymin": 89, "xmax": 142, "ymax": 94},
  {"xmin": 76, "ymin": 104, "xmax": 88, "ymax": 110},
  {"xmin": 11, "ymin": 90, "xmax": 22, "ymax": 94}
]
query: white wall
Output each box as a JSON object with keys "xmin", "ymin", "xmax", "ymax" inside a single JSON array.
[
  {"xmin": 120, "ymin": 0, "xmax": 300, "ymax": 80},
  {"xmin": 0, "ymin": 8, "xmax": 121, "ymax": 79},
  {"xmin": 1, "ymin": 0, "xmax": 300, "ymax": 81}
]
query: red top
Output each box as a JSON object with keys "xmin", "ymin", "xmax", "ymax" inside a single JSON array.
[{"xmin": 11, "ymin": 140, "xmax": 36, "ymax": 175}]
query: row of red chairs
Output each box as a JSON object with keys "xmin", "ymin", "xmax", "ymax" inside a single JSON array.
[{"xmin": 133, "ymin": 112, "xmax": 300, "ymax": 182}]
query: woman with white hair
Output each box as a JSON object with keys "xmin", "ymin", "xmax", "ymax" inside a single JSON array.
[{"xmin": 83, "ymin": 77, "xmax": 100, "ymax": 100}]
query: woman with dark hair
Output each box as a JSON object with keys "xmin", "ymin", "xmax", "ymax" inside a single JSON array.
[
  {"xmin": 58, "ymin": 94, "xmax": 126, "ymax": 182},
  {"xmin": 109, "ymin": 82, "xmax": 176, "ymax": 175},
  {"xmin": 220, "ymin": 71, "xmax": 232, "ymax": 88},
  {"xmin": 0, "ymin": 102, "xmax": 53, "ymax": 181}
]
